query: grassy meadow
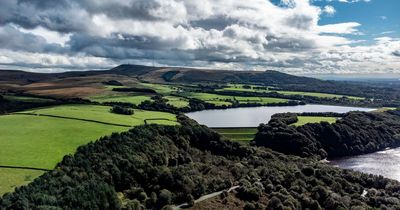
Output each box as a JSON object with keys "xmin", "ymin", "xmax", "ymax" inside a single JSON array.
[
  {"xmin": 19, "ymin": 104, "xmax": 177, "ymax": 126},
  {"xmin": 179, "ymin": 92, "xmax": 288, "ymax": 106},
  {"xmin": 139, "ymin": 83, "xmax": 180, "ymax": 94},
  {"xmin": 276, "ymin": 91, "xmax": 365, "ymax": 100},
  {"xmin": 215, "ymin": 84, "xmax": 364, "ymax": 100},
  {"xmin": 89, "ymin": 94, "xmax": 153, "ymax": 105},
  {"xmin": 0, "ymin": 104, "xmax": 177, "ymax": 195},
  {"xmin": 0, "ymin": 168, "xmax": 44, "ymax": 196},
  {"xmin": 164, "ymin": 96, "xmax": 190, "ymax": 108},
  {"xmin": 213, "ymin": 127, "xmax": 257, "ymax": 142},
  {"xmin": 292, "ymin": 116, "xmax": 337, "ymax": 126}
]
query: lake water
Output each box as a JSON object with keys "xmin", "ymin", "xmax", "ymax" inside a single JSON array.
[
  {"xmin": 186, "ymin": 104, "xmax": 375, "ymax": 128},
  {"xmin": 329, "ymin": 148, "xmax": 400, "ymax": 181}
]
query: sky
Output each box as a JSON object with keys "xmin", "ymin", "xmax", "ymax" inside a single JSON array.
[{"xmin": 0, "ymin": 0, "xmax": 399, "ymax": 74}]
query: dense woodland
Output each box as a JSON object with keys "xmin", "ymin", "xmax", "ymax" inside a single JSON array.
[
  {"xmin": 0, "ymin": 95, "xmax": 59, "ymax": 114},
  {"xmin": 2, "ymin": 117, "xmax": 400, "ymax": 209},
  {"xmin": 254, "ymin": 110, "xmax": 400, "ymax": 159}
]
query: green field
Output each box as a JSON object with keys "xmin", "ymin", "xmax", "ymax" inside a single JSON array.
[
  {"xmin": 218, "ymin": 84, "xmax": 270, "ymax": 93},
  {"xmin": 213, "ymin": 127, "xmax": 257, "ymax": 142},
  {"xmin": 234, "ymin": 96, "xmax": 288, "ymax": 104},
  {"xmin": 215, "ymin": 84, "xmax": 364, "ymax": 100},
  {"xmin": 0, "ymin": 104, "xmax": 177, "ymax": 195},
  {"xmin": 0, "ymin": 168, "xmax": 45, "ymax": 196},
  {"xmin": 19, "ymin": 105, "xmax": 177, "ymax": 126},
  {"xmin": 292, "ymin": 116, "xmax": 337, "ymax": 126},
  {"xmin": 178, "ymin": 92, "xmax": 232, "ymax": 106},
  {"xmin": 276, "ymin": 91, "xmax": 364, "ymax": 100},
  {"xmin": 164, "ymin": 96, "xmax": 190, "ymax": 108},
  {"xmin": 140, "ymin": 83, "xmax": 180, "ymax": 94},
  {"xmin": 89, "ymin": 95, "xmax": 153, "ymax": 105},
  {"xmin": 0, "ymin": 114, "xmax": 130, "ymax": 169},
  {"xmin": 179, "ymin": 92, "xmax": 287, "ymax": 106}
]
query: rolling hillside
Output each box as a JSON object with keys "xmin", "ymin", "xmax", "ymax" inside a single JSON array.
[{"xmin": 1, "ymin": 64, "xmax": 399, "ymax": 102}]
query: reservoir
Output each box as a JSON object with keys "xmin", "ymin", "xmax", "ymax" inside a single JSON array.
[
  {"xmin": 186, "ymin": 104, "xmax": 375, "ymax": 128},
  {"xmin": 329, "ymin": 148, "xmax": 400, "ymax": 181},
  {"xmin": 187, "ymin": 104, "xmax": 398, "ymax": 181}
]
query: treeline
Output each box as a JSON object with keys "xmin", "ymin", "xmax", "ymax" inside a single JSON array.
[
  {"xmin": 111, "ymin": 105, "xmax": 134, "ymax": 115},
  {"xmin": 3, "ymin": 117, "xmax": 400, "ymax": 209},
  {"xmin": 0, "ymin": 94, "xmax": 60, "ymax": 114},
  {"xmin": 254, "ymin": 110, "xmax": 400, "ymax": 159},
  {"xmin": 298, "ymin": 112, "xmax": 345, "ymax": 117}
]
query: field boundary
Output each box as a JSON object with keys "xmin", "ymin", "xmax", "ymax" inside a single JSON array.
[
  {"xmin": 12, "ymin": 113, "xmax": 132, "ymax": 128},
  {"xmin": 0, "ymin": 165, "xmax": 50, "ymax": 172},
  {"xmin": 144, "ymin": 118, "xmax": 177, "ymax": 124}
]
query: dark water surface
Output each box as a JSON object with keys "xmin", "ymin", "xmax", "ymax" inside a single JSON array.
[
  {"xmin": 186, "ymin": 104, "xmax": 374, "ymax": 128},
  {"xmin": 329, "ymin": 148, "xmax": 400, "ymax": 181}
]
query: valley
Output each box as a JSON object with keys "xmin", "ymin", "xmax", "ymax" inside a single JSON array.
[{"xmin": 0, "ymin": 64, "xmax": 400, "ymax": 209}]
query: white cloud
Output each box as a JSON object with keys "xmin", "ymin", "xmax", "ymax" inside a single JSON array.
[
  {"xmin": 317, "ymin": 22, "xmax": 361, "ymax": 34},
  {"xmin": 18, "ymin": 26, "xmax": 71, "ymax": 46},
  {"xmin": 0, "ymin": 0, "xmax": 397, "ymax": 74},
  {"xmin": 323, "ymin": 5, "xmax": 336, "ymax": 16}
]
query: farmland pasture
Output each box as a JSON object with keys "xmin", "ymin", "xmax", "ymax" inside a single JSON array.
[
  {"xmin": 139, "ymin": 83, "xmax": 179, "ymax": 94},
  {"xmin": 0, "ymin": 104, "xmax": 177, "ymax": 195},
  {"xmin": 19, "ymin": 104, "xmax": 177, "ymax": 126},
  {"xmin": 164, "ymin": 96, "xmax": 189, "ymax": 108},
  {"xmin": 90, "ymin": 95, "xmax": 153, "ymax": 105},
  {"xmin": 292, "ymin": 116, "xmax": 337, "ymax": 126},
  {"xmin": 215, "ymin": 84, "xmax": 364, "ymax": 100},
  {"xmin": 179, "ymin": 92, "xmax": 288, "ymax": 106},
  {"xmin": 0, "ymin": 168, "xmax": 44, "ymax": 196},
  {"xmin": 0, "ymin": 114, "xmax": 129, "ymax": 169},
  {"xmin": 276, "ymin": 91, "xmax": 364, "ymax": 100},
  {"xmin": 213, "ymin": 127, "xmax": 257, "ymax": 142}
]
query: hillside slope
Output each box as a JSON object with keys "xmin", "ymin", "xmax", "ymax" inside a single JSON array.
[
  {"xmin": 2, "ymin": 117, "xmax": 400, "ymax": 209},
  {"xmin": 1, "ymin": 64, "xmax": 400, "ymax": 101}
]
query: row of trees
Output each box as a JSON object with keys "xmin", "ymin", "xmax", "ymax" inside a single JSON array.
[
  {"xmin": 111, "ymin": 105, "xmax": 134, "ymax": 115},
  {"xmin": 254, "ymin": 109, "xmax": 400, "ymax": 158},
  {"xmin": 0, "ymin": 94, "xmax": 65, "ymax": 114}
]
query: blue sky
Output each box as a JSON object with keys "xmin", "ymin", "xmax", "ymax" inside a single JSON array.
[
  {"xmin": 0, "ymin": 0, "xmax": 399, "ymax": 74},
  {"xmin": 268, "ymin": 0, "xmax": 400, "ymax": 45},
  {"xmin": 313, "ymin": 0, "xmax": 399, "ymax": 45}
]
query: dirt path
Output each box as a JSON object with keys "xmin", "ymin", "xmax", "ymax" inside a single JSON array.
[{"xmin": 173, "ymin": 186, "xmax": 239, "ymax": 210}]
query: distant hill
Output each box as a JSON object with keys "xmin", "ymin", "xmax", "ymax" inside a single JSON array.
[
  {"xmin": 0, "ymin": 64, "xmax": 325, "ymax": 89},
  {"xmin": 1, "ymin": 64, "xmax": 400, "ymax": 101},
  {"xmin": 110, "ymin": 64, "xmax": 324, "ymax": 85}
]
